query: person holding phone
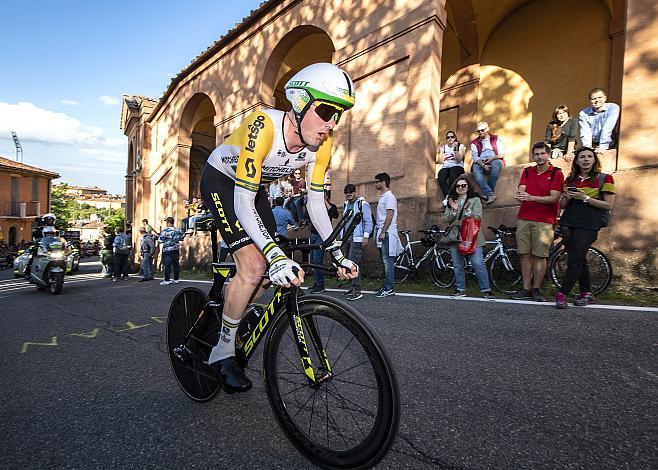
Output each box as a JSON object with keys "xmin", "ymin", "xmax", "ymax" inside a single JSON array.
[{"xmin": 556, "ymin": 147, "xmax": 616, "ymax": 308}]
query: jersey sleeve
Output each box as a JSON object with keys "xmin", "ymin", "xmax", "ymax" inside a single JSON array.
[
  {"xmin": 233, "ymin": 111, "xmax": 278, "ymax": 253},
  {"xmin": 305, "ymin": 136, "xmax": 334, "ymax": 241}
]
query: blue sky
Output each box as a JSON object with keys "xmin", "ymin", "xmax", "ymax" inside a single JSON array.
[{"xmin": 0, "ymin": 0, "xmax": 264, "ymax": 194}]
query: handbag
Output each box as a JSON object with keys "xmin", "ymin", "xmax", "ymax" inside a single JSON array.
[
  {"xmin": 458, "ymin": 217, "xmax": 481, "ymax": 256},
  {"xmin": 440, "ymin": 203, "xmax": 466, "ymax": 244}
]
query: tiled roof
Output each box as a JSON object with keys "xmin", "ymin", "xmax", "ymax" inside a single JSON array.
[
  {"xmin": 150, "ymin": 0, "xmax": 278, "ymax": 119},
  {"xmin": 0, "ymin": 155, "xmax": 60, "ymax": 178}
]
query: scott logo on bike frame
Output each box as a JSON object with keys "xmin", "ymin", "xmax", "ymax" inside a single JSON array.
[{"xmin": 244, "ymin": 290, "xmax": 283, "ymax": 354}]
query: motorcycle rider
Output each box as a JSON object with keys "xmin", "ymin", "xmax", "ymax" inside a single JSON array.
[{"xmin": 23, "ymin": 213, "xmax": 57, "ymax": 279}]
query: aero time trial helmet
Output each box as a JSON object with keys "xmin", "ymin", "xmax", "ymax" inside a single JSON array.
[{"xmin": 284, "ymin": 63, "xmax": 355, "ymax": 126}]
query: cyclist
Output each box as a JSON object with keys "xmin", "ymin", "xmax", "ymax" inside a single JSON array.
[{"xmin": 200, "ymin": 62, "xmax": 359, "ymax": 393}]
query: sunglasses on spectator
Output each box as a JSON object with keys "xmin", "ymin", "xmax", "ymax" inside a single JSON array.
[
  {"xmin": 455, "ymin": 183, "xmax": 468, "ymax": 188},
  {"xmin": 344, "ymin": 190, "xmax": 354, "ymax": 194},
  {"xmin": 314, "ymin": 101, "xmax": 344, "ymax": 124},
  {"xmin": 446, "ymin": 135, "xmax": 455, "ymax": 139}
]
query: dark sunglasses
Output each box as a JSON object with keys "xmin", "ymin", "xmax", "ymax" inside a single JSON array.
[
  {"xmin": 446, "ymin": 135, "xmax": 456, "ymax": 139},
  {"xmin": 314, "ymin": 101, "xmax": 344, "ymax": 124},
  {"xmin": 455, "ymin": 183, "xmax": 468, "ymax": 188},
  {"xmin": 344, "ymin": 190, "xmax": 355, "ymax": 194}
]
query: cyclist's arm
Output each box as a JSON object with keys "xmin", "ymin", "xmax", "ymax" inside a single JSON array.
[
  {"xmin": 233, "ymin": 111, "xmax": 281, "ymax": 262},
  {"xmin": 305, "ymin": 136, "xmax": 334, "ymax": 241}
]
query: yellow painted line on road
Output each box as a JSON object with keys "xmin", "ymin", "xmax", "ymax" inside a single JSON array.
[
  {"xmin": 20, "ymin": 336, "xmax": 58, "ymax": 353},
  {"xmin": 70, "ymin": 328, "xmax": 101, "ymax": 338},
  {"xmin": 113, "ymin": 321, "xmax": 151, "ymax": 332}
]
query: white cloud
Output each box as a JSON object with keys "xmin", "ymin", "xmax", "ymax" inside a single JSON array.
[
  {"xmin": 0, "ymin": 101, "xmax": 128, "ymax": 194},
  {"xmin": 98, "ymin": 95, "xmax": 119, "ymax": 106},
  {"xmin": 61, "ymin": 99, "xmax": 80, "ymax": 105},
  {"xmin": 0, "ymin": 101, "xmax": 106, "ymax": 145}
]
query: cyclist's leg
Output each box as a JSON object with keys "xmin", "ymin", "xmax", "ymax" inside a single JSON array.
[{"xmin": 201, "ymin": 166, "xmax": 275, "ymax": 391}]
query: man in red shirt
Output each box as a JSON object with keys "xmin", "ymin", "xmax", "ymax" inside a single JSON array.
[{"xmin": 511, "ymin": 142, "xmax": 564, "ymax": 301}]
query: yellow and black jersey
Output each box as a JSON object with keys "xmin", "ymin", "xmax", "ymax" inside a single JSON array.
[{"xmin": 204, "ymin": 109, "xmax": 333, "ymax": 253}]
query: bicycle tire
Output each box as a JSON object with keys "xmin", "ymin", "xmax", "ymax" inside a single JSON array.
[
  {"xmin": 394, "ymin": 249, "xmax": 413, "ymax": 283},
  {"xmin": 263, "ymin": 294, "xmax": 400, "ymax": 469},
  {"xmin": 166, "ymin": 287, "xmax": 221, "ymax": 402},
  {"xmin": 549, "ymin": 247, "xmax": 612, "ymax": 295},
  {"xmin": 489, "ymin": 248, "xmax": 522, "ymax": 294},
  {"xmin": 429, "ymin": 248, "xmax": 455, "ymax": 288}
]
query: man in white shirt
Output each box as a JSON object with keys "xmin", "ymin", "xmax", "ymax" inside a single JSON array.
[
  {"xmin": 579, "ymin": 87, "xmax": 620, "ymax": 173},
  {"xmin": 470, "ymin": 121, "xmax": 506, "ymax": 204},
  {"xmin": 374, "ymin": 172, "xmax": 403, "ymax": 297}
]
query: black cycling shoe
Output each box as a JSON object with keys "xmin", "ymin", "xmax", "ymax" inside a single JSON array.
[{"xmin": 210, "ymin": 356, "xmax": 252, "ymax": 394}]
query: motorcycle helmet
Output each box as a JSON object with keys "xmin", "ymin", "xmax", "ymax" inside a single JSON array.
[{"xmin": 43, "ymin": 213, "xmax": 56, "ymax": 226}]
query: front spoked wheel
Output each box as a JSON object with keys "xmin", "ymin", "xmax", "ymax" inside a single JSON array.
[
  {"xmin": 429, "ymin": 248, "xmax": 454, "ymax": 288},
  {"xmin": 490, "ymin": 248, "xmax": 522, "ymax": 294},
  {"xmin": 264, "ymin": 295, "xmax": 400, "ymax": 469},
  {"xmin": 166, "ymin": 287, "xmax": 221, "ymax": 402},
  {"xmin": 549, "ymin": 247, "xmax": 612, "ymax": 295},
  {"xmin": 394, "ymin": 249, "xmax": 413, "ymax": 283}
]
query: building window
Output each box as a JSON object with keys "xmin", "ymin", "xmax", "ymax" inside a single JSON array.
[{"xmin": 32, "ymin": 177, "xmax": 40, "ymax": 201}]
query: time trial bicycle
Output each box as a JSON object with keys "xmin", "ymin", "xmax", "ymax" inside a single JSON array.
[{"xmin": 166, "ymin": 211, "xmax": 400, "ymax": 469}]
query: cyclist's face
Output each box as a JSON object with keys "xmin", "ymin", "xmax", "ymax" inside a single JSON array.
[{"xmin": 300, "ymin": 102, "xmax": 340, "ymax": 146}]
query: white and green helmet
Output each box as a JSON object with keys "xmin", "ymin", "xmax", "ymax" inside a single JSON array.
[{"xmin": 284, "ymin": 62, "xmax": 355, "ymax": 116}]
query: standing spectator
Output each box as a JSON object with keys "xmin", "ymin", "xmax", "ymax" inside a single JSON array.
[
  {"xmin": 579, "ymin": 88, "xmax": 620, "ymax": 152},
  {"xmin": 289, "ymin": 170, "xmax": 308, "ymax": 226},
  {"xmin": 555, "ymin": 147, "xmax": 616, "ymax": 308},
  {"xmin": 374, "ymin": 172, "xmax": 403, "ymax": 298},
  {"xmin": 142, "ymin": 218, "xmax": 158, "ymax": 235},
  {"xmin": 341, "ymin": 184, "xmax": 373, "ymax": 301},
  {"xmin": 272, "ymin": 197, "xmax": 296, "ymax": 238},
  {"xmin": 158, "ymin": 216, "xmax": 185, "ymax": 285},
  {"xmin": 437, "ymin": 130, "xmax": 466, "ymax": 204},
  {"xmin": 112, "ymin": 227, "xmax": 131, "ymax": 282},
  {"xmin": 101, "ymin": 228, "xmax": 115, "ymax": 278},
  {"xmin": 269, "ymin": 178, "xmax": 283, "ymax": 206},
  {"xmin": 471, "ymin": 121, "xmax": 506, "ymax": 204},
  {"xmin": 309, "ymin": 192, "xmax": 339, "ymax": 293},
  {"xmin": 441, "ymin": 174, "xmax": 494, "ymax": 298},
  {"xmin": 512, "ymin": 142, "xmax": 564, "ymax": 302},
  {"xmin": 545, "ymin": 104, "xmax": 578, "ymax": 161},
  {"xmin": 138, "ymin": 226, "xmax": 156, "ymax": 282}
]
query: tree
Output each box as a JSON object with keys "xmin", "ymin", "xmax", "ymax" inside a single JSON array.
[{"xmin": 50, "ymin": 184, "xmax": 77, "ymax": 231}]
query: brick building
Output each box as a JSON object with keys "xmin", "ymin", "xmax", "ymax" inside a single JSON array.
[
  {"xmin": 0, "ymin": 155, "xmax": 59, "ymax": 246},
  {"xmin": 121, "ymin": 0, "xmax": 658, "ymax": 285}
]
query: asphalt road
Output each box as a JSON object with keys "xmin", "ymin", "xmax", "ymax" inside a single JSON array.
[{"xmin": 0, "ymin": 258, "xmax": 656, "ymax": 469}]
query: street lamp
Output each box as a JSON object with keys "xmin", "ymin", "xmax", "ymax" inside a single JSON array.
[{"xmin": 11, "ymin": 131, "xmax": 23, "ymax": 162}]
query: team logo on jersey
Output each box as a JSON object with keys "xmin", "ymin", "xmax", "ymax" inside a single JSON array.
[
  {"xmin": 245, "ymin": 115, "xmax": 266, "ymax": 153},
  {"xmin": 295, "ymin": 152, "xmax": 306, "ymax": 161},
  {"xmin": 245, "ymin": 158, "xmax": 256, "ymax": 178}
]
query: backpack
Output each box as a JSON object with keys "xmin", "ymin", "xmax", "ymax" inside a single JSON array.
[
  {"xmin": 523, "ymin": 165, "xmax": 561, "ymax": 181},
  {"xmin": 597, "ymin": 173, "xmax": 613, "ymax": 227},
  {"xmin": 116, "ymin": 234, "xmax": 132, "ymax": 255},
  {"xmin": 357, "ymin": 199, "xmax": 376, "ymax": 238}
]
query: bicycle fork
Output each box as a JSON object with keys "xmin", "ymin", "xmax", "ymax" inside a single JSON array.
[{"xmin": 287, "ymin": 288, "xmax": 333, "ymax": 387}]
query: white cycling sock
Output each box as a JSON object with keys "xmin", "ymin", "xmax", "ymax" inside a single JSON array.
[{"xmin": 208, "ymin": 314, "xmax": 240, "ymax": 364}]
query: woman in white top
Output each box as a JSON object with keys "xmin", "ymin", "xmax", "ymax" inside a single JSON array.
[{"xmin": 437, "ymin": 130, "xmax": 466, "ymax": 202}]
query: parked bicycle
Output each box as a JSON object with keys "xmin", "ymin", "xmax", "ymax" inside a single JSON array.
[
  {"xmin": 166, "ymin": 210, "xmax": 400, "ymax": 469},
  {"xmin": 548, "ymin": 226, "xmax": 612, "ymax": 294},
  {"xmin": 393, "ymin": 225, "xmax": 453, "ymax": 288}
]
